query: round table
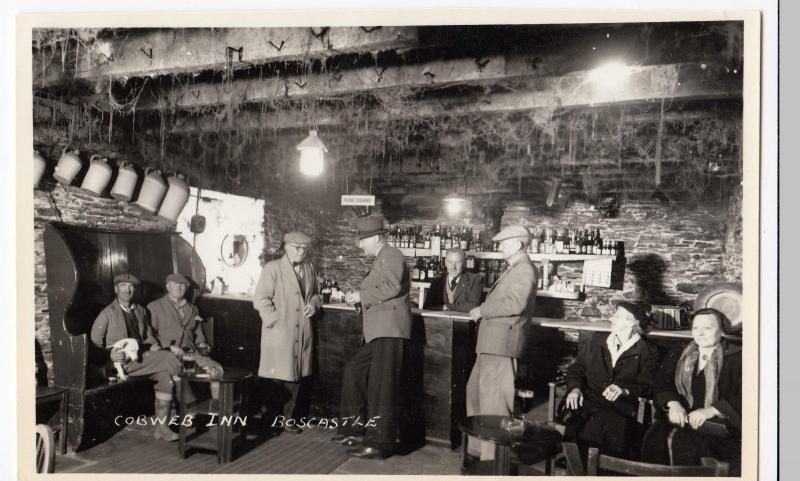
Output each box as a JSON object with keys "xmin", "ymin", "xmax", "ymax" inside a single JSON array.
[
  {"xmin": 459, "ymin": 415, "xmax": 562, "ymax": 475},
  {"xmin": 178, "ymin": 367, "xmax": 253, "ymax": 463}
]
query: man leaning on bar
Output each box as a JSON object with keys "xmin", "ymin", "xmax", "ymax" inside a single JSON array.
[{"xmin": 467, "ymin": 225, "xmax": 538, "ymax": 461}]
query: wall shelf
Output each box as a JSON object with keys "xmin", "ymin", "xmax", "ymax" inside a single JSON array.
[
  {"xmin": 398, "ymin": 247, "xmax": 616, "ymax": 263},
  {"xmin": 481, "ymin": 287, "xmax": 584, "ymax": 300}
]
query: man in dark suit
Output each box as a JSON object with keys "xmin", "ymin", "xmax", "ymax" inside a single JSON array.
[
  {"xmin": 425, "ymin": 248, "xmax": 484, "ymax": 312},
  {"xmin": 332, "ymin": 216, "xmax": 413, "ymax": 459},
  {"xmin": 467, "ymin": 225, "xmax": 538, "ymax": 460}
]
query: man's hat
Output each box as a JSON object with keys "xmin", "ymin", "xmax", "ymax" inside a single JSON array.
[
  {"xmin": 165, "ymin": 273, "xmax": 189, "ymax": 285},
  {"xmin": 354, "ymin": 216, "xmax": 389, "ymax": 240},
  {"xmin": 492, "ymin": 225, "xmax": 531, "ymax": 242},
  {"xmin": 283, "ymin": 231, "xmax": 312, "ymax": 245},
  {"xmin": 114, "ymin": 273, "xmax": 140, "ymax": 286}
]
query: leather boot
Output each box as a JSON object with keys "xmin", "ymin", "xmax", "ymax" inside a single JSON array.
[{"xmin": 153, "ymin": 397, "xmax": 179, "ymax": 442}]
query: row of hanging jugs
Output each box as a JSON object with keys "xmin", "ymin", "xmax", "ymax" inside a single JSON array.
[{"xmin": 35, "ymin": 147, "xmax": 190, "ymax": 223}]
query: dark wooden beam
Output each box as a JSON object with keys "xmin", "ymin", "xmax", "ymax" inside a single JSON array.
[
  {"xmin": 34, "ymin": 27, "xmax": 419, "ymax": 85},
  {"xmin": 167, "ymin": 63, "xmax": 740, "ymax": 134}
]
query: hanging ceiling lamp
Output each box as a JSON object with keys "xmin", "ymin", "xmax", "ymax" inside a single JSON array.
[
  {"xmin": 297, "ymin": 129, "xmax": 327, "ymax": 177},
  {"xmin": 443, "ymin": 178, "xmax": 468, "ymax": 217}
]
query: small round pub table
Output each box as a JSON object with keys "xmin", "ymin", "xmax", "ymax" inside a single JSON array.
[
  {"xmin": 459, "ymin": 415, "xmax": 562, "ymax": 476},
  {"xmin": 178, "ymin": 366, "xmax": 252, "ymax": 463}
]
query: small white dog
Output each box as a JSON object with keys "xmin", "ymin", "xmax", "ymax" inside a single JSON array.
[{"xmin": 110, "ymin": 338, "xmax": 140, "ymax": 380}]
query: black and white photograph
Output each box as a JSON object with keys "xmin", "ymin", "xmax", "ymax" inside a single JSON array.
[{"xmin": 16, "ymin": 9, "xmax": 762, "ymax": 478}]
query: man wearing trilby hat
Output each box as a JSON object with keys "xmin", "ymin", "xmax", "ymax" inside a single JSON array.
[
  {"xmin": 466, "ymin": 225, "xmax": 538, "ymax": 461},
  {"xmin": 332, "ymin": 216, "xmax": 412, "ymax": 459},
  {"xmin": 253, "ymin": 231, "xmax": 322, "ymax": 435}
]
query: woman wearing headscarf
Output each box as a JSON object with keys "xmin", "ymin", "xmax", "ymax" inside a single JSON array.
[
  {"xmin": 641, "ymin": 308, "xmax": 741, "ymax": 474},
  {"xmin": 563, "ymin": 302, "xmax": 660, "ymax": 459}
]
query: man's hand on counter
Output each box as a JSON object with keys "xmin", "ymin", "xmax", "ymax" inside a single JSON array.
[
  {"xmin": 303, "ymin": 303, "xmax": 317, "ymax": 318},
  {"xmin": 469, "ymin": 306, "xmax": 482, "ymax": 321},
  {"xmin": 345, "ymin": 290, "xmax": 361, "ymax": 306}
]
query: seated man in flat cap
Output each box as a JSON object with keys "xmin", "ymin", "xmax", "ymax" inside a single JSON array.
[
  {"xmin": 148, "ymin": 273, "xmax": 223, "ymax": 399},
  {"xmin": 425, "ymin": 248, "xmax": 485, "ymax": 312},
  {"xmin": 90, "ymin": 273, "xmax": 182, "ymax": 442},
  {"xmin": 253, "ymin": 231, "xmax": 322, "ymax": 435},
  {"xmin": 332, "ymin": 216, "xmax": 413, "ymax": 459},
  {"xmin": 467, "ymin": 225, "xmax": 538, "ymax": 461}
]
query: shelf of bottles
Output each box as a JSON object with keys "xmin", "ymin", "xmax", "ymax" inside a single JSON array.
[
  {"xmin": 391, "ymin": 224, "xmax": 624, "ymax": 300},
  {"xmin": 388, "ymin": 224, "xmax": 621, "ymax": 260}
]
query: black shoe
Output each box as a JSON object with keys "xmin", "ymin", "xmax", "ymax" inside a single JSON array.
[
  {"xmin": 346, "ymin": 446, "xmax": 390, "ymax": 459},
  {"xmin": 331, "ymin": 434, "xmax": 363, "ymax": 446},
  {"xmin": 283, "ymin": 424, "xmax": 303, "ymax": 435}
]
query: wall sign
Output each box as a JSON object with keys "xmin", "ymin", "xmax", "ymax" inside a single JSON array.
[{"xmin": 341, "ymin": 195, "xmax": 375, "ymax": 206}]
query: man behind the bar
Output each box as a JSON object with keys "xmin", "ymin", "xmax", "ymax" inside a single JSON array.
[
  {"xmin": 252, "ymin": 231, "xmax": 322, "ymax": 435},
  {"xmin": 425, "ymin": 248, "xmax": 485, "ymax": 312},
  {"xmin": 467, "ymin": 225, "xmax": 538, "ymax": 461},
  {"xmin": 332, "ymin": 216, "xmax": 412, "ymax": 459},
  {"xmin": 148, "ymin": 273, "xmax": 223, "ymax": 397},
  {"xmin": 90, "ymin": 273, "xmax": 182, "ymax": 442}
]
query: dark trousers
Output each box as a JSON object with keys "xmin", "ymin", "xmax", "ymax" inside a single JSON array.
[
  {"xmin": 125, "ymin": 349, "xmax": 181, "ymax": 394},
  {"xmin": 338, "ymin": 337, "xmax": 406, "ymax": 450},
  {"xmin": 261, "ymin": 378, "xmax": 301, "ymax": 425}
]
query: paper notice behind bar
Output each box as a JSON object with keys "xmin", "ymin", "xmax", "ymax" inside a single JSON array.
[{"xmin": 583, "ymin": 258, "xmax": 613, "ymax": 288}]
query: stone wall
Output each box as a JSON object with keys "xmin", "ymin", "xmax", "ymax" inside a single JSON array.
[{"xmin": 257, "ymin": 191, "xmax": 742, "ymax": 323}]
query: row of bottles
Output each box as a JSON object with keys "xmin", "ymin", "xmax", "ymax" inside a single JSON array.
[
  {"xmin": 410, "ymin": 255, "xmax": 581, "ymax": 293},
  {"xmin": 388, "ymin": 223, "xmax": 622, "ymax": 257},
  {"xmin": 388, "ymin": 225, "xmax": 475, "ymax": 251}
]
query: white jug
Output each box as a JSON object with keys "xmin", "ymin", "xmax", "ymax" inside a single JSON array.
[
  {"xmin": 110, "ymin": 161, "xmax": 138, "ymax": 201},
  {"xmin": 134, "ymin": 168, "xmax": 167, "ymax": 214},
  {"xmin": 33, "ymin": 150, "xmax": 46, "ymax": 188},
  {"xmin": 157, "ymin": 173, "xmax": 190, "ymax": 223},
  {"xmin": 53, "ymin": 148, "xmax": 82, "ymax": 185},
  {"xmin": 80, "ymin": 155, "xmax": 112, "ymax": 196}
]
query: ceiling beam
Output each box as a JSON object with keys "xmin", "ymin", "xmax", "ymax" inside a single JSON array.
[
  {"xmin": 34, "ymin": 26, "xmax": 419, "ymax": 85},
  {"xmin": 168, "ymin": 63, "xmax": 741, "ymax": 134},
  {"xmin": 134, "ymin": 54, "xmax": 539, "ymax": 111}
]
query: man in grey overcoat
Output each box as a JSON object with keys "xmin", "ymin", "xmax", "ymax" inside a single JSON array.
[
  {"xmin": 253, "ymin": 231, "xmax": 322, "ymax": 434},
  {"xmin": 467, "ymin": 225, "xmax": 538, "ymax": 461}
]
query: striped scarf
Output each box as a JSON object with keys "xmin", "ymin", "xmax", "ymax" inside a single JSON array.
[{"xmin": 674, "ymin": 342, "xmax": 724, "ymax": 409}]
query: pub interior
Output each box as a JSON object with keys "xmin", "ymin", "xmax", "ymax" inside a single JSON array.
[{"xmin": 31, "ymin": 22, "xmax": 744, "ymax": 475}]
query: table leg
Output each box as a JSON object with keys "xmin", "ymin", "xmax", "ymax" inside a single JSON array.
[
  {"xmin": 58, "ymin": 391, "xmax": 68, "ymax": 455},
  {"xmin": 218, "ymin": 383, "xmax": 233, "ymax": 464},
  {"xmin": 178, "ymin": 378, "xmax": 188, "ymax": 458},
  {"xmin": 493, "ymin": 444, "xmax": 511, "ymax": 476},
  {"xmin": 461, "ymin": 432, "xmax": 468, "ymax": 471}
]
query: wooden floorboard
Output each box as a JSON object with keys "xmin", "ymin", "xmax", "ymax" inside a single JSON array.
[{"xmin": 59, "ymin": 425, "xmax": 351, "ymax": 474}]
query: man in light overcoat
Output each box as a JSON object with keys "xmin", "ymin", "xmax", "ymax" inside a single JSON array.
[
  {"xmin": 253, "ymin": 231, "xmax": 322, "ymax": 434},
  {"xmin": 467, "ymin": 225, "xmax": 538, "ymax": 461}
]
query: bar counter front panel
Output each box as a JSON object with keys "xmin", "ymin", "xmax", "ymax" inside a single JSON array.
[{"xmin": 198, "ymin": 294, "xmax": 698, "ymax": 449}]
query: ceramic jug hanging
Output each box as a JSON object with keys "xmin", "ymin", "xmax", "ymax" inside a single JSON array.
[
  {"xmin": 110, "ymin": 161, "xmax": 138, "ymax": 201},
  {"xmin": 157, "ymin": 173, "xmax": 190, "ymax": 223},
  {"xmin": 134, "ymin": 168, "xmax": 167, "ymax": 214},
  {"xmin": 53, "ymin": 147, "xmax": 82, "ymax": 185},
  {"xmin": 33, "ymin": 150, "xmax": 46, "ymax": 188},
  {"xmin": 80, "ymin": 155, "xmax": 112, "ymax": 196}
]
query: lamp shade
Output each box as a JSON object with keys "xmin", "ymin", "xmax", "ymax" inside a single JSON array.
[
  {"xmin": 297, "ymin": 130, "xmax": 327, "ymax": 177},
  {"xmin": 443, "ymin": 192, "xmax": 467, "ymax": 216}
]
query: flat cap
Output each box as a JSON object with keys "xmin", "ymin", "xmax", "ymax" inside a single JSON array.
[
  {"xmin": 283, "ymin": 231, "xmax": 312, "ymax": 245},
  {"xmin": 165, "ymin": 272, "xmax": 189, "ymax": 285},
  {"xmin": 114, "ymin": 273, "xmax": 140, "ymax": 285},
  {"xmin": 492, "ymin": 225, "xmax": 531, "ymax": 242}
]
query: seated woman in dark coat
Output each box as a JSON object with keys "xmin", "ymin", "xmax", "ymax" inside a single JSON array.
[
  {"xmin": 563, "ymin": 302, "xmax": 660, "ymax": 459},
  {"xmin": 641, "ymin": 308, "xmax": 741, "ymax": 475}
]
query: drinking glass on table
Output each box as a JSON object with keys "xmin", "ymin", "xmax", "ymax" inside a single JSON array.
[{"xmin": 181, "ymin": 349, "xmax": 197, "ymax": 374}]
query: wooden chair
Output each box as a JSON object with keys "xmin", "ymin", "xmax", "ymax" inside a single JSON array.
[
  {"xmin": 562, "ymin": 442, "xmax": 730, "ymax": 476},
  {"xmin": 36, "ymin": 424, "xmax": 55, "ymax": 474},
  {"xmin": 547, "ymin": 381, "xmax": 655, "ymax": 433}
]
